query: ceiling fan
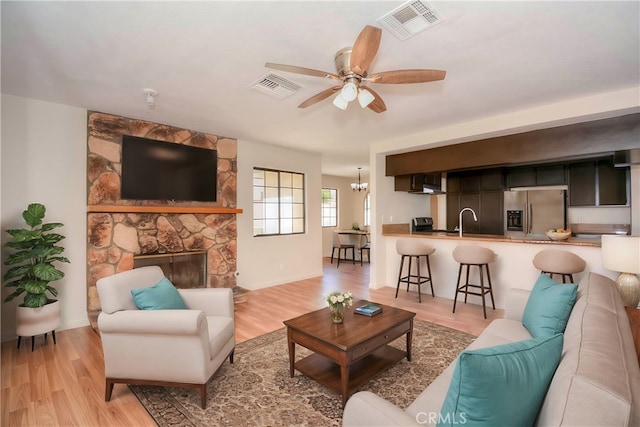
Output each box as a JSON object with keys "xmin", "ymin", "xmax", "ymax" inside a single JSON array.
[{"xmin": 265, "ymin": 25, "xmax": 446, "ymax": 113}]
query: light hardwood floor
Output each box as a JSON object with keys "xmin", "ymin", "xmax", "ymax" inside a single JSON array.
[{"xmin": 1, "ymin": 258, "xmax": 503, "ymax": 426}]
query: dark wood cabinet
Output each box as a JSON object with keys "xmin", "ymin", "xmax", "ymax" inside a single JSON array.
[
  {"xmin": 598, "ymin": 159, "xmax": 628, "ymax": 205},
  {"xmin": 446, "ymin": 190, "xmax": 460, "ymax": 231},
  {"xmin": 507, "ymin": 164, "xmax": 566, "ymax": 188},
  {"xmin": 446, "ymin": 174, "xmax": 461, "ymax": 193},
  {"xmin": 569, "ymin": 159, "xmax": 628, "ymax": 206},
  {"xmin": 568, "ymin": 161, "xmax": 596, "ymax": 206},
  {"xmin": 395, "ymin": 174, "xmax": 442, "ymax": 192},
  {"xmin": 460, "ymin": 174, "xmax": 480, "ymax": 193},
  {"xmin": 479, "ymin": 191, "xmax": 504, "ymax": 235},
  {"xmin": 507, "ymin": 167, "xmax": 536, "ymax": 188},
  {"xmin": 446, "ymin": 170, "xmax": 504, "ymax": 234},
  {"xmin": 536, "ymin": 165, "xmax": 566, "ymax": 186},
  {"xmin": 480, "ymin": 168, "xmax": 505, "ymax": 191},
  {"xmin": 394, "ymin": 175, "xmax": 414, "ymax": 191}
]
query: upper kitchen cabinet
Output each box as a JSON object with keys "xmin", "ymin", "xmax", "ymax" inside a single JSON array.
[
  {"xmin": 568, "ymin": 161, "xmax": 595, "ymax": 206},
  {"xmin": 507, "ymin": 164, "xmax": 566, "ymax": 188},
  {"xmin": 598, "ymin": 159, "xmax": 628, "ymax": 205},
  {"xmin": 568, "ymin": 159, "xmax": 629, "ymax": 206},
  {"xmin": 394, "ymin": 173, "xmax": 442, "ymax": 193}
]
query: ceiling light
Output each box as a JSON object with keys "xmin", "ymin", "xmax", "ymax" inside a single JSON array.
[
  {"xmin": 358, "ymin": 88, "xmax": 375, "ymax": 108},
  {"xmin": 351, "ymin": 167, "xmax": 368, "ymax": 192},
  {"xmin": 341, "ymin": 82, "xmax": 358, "ymax": 102},
  {"xmin": 333, "ymin": 92, "xmax": 349, "ymax": 110}
]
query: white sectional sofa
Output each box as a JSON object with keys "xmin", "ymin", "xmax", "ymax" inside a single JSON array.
[{"xmin": 343, "ymin": 272, "xmax": 640, "ymax": 426}]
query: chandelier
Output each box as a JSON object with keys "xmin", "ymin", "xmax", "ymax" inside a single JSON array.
[{"xmin": 351, "ymin": 167, "xmax": 368, "ymax": 192}]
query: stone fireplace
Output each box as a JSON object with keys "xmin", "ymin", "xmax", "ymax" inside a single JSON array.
[{"xmin": 86, "ymin": 112, "xmax": 241, "ymax": 328}]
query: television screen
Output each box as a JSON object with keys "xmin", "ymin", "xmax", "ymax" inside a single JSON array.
[{"xmin": 121, "ymin": 135, "xmax": 217, "ymax": 202}]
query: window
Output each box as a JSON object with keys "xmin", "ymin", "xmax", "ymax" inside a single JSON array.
[
  {"xmin": 364, "ymin": 192, "xmax": 371, "ymax": 227},
  {"xmin": 321, "ymin": 188, "xmax": 337, "ymax": 227},
  {"xmin": 253, "ymin": 168, "xmax": 305, "ymax": 236}
]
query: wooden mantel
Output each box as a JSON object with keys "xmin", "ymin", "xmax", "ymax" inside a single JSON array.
[{"xmin": 87, "ymin": 205, "xmax": 243, "ymax": 214}]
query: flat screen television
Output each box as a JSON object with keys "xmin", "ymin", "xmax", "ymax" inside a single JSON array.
[{"xmin": 121, "ymin": 135, "xmax": 217, "ymax": 202}]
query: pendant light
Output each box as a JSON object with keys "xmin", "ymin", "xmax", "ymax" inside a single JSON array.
[{"xmin": 351, "ymin": 167, "xmax": 368, "ymax": 192}]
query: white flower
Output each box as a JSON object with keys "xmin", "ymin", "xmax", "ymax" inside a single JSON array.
[{"xmin": 326, "ymin": 290, "xmax": 354, "ymax": 308}]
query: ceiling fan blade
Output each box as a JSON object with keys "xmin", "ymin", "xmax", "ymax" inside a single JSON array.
[
  {"xmin": 361, "ymin": 87, "xmax": 387, "ymax": 113},
  {"xmin": 298, "ymin": 86, "xmax": 342, "ymax": 109},
  {"xmin": 349, "ymin": 25, "xmax": 382, "ymax": 75},
  {"xmin": 368, "ymin": 69, "xmax": 447, "ymax": 84},
  {"xmin": 265, "ymin": 63, "xmax": 340, "ymax": 80}
]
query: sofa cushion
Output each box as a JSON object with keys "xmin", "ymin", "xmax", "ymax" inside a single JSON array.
[
  {"xmin": 437, "ymin": 333, "xmax": 563, "ymax": 427},
  {"xmin": 131, "ymin": 277, "xmax": 188, "ymax": 310},
  {"xmin": 522, "ymin": 274, "xmax": 577, "ymax": 337}
]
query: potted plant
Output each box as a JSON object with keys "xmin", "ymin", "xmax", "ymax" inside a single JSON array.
[{"xmin": 3, "ymin": 203, "xmax": 69, "ymax": 348}]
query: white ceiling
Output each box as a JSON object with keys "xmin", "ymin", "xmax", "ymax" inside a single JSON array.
[{"xmin": 2, "ymin": 1, "xmax": 639, "ymax": 178}]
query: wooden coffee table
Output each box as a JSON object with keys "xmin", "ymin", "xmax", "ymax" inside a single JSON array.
[{"xmin": 283, "ymin": 300, "xmax": 415, "ymax": 407}]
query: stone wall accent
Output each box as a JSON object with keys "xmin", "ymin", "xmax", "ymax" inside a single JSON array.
[{"xmin": 86, "ymin": 112, "xmax": 238, "ymax": 328}]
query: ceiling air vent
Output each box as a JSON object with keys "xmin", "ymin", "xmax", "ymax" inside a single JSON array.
[
  {"xmin": 250, "ymin": 73, "xmax": 303, "ymax": 99},
  {"xmin": 377, "ymin": 0, "xmax": 444, "ymax": 41}
]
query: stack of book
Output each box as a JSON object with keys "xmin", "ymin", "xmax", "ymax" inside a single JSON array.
[{"xmin": 355, "ymin": 303, "xmax": 382, "ymax": 317}]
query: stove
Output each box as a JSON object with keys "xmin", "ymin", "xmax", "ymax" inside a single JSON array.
[{"xmin": 412, "ymin": 217, "xmax": 434, "ymax": 232}]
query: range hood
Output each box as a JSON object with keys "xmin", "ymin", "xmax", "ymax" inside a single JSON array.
[
  {"xmin": 408, "ymin": 173, "xmax": 445, "ymax": 194},
  {"xmin": 410, "ymin": 183, "xmax": 445, "ymax": 194}
]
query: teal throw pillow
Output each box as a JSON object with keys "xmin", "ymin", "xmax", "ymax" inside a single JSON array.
[
  {"xmin": 131, "ymin": 277, "xmax": 187, "ymax": 310},
  {"xmin": 522, "ymin": 274, "xmax": 577, "ymax": 337},
  {"xmin": 437, "ymin": 333, "xmax": 563, "ymax": 427}
]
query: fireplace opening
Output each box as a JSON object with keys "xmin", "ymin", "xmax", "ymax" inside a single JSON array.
[{"xmin": 133, "ymin": 251, "xmax": 207, "ymax": 288}]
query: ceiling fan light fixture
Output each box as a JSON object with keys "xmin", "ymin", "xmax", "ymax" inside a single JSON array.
[
  {"xmin": 341, "ymin": 81, "xmax": 358, "ymax": 102},
  {"xmin": 332, "ymin": 92, "xmax": 349, "ymax": 110},
  {"xmin": 357, "ymin": 88, "xmax": 375, "ymax": 108}
]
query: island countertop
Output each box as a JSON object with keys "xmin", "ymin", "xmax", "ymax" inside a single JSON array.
[
  {"xmin": 376, "ymin": 225, "xmax": 612, "ymax": 310},
  {"xmin": 382, "ymin": 231, "xmax": 600, "ymax": 247}
]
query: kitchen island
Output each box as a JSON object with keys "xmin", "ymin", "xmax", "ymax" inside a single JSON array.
[
  {"xmin": 394, "ymin": 231, "xmax": 600, "ymax": 247},
  {"xmin": 376, "ymin": 226, "xmax": 614, "ymax": 311}
]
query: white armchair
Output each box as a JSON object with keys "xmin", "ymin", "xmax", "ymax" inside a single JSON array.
[{"xmin": 96, "ymin": 266, "xmax": 235, "ymax": 409}]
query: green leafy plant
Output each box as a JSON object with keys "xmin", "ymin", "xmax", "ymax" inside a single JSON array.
[{"xmin": 3, "ymin": 203, "xmax": 70, "ymax": 308}]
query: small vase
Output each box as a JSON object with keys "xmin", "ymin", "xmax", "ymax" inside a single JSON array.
[{"xmin": 330, "ymin": 304, "xmax": 345, "ymax": 324}]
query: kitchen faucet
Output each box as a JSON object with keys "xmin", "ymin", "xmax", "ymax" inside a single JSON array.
[{"xmin": 458, "ymin": 207, "xmax": 478, "ymax": 237}]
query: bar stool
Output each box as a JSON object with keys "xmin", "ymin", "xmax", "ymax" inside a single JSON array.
[
  {"xmin": 395, "ymin": 239, "xmax": 436, "ymax": 303},
  {"xmin": 532, "ymin": 249, "xmax": 586, "ymax": 283},
  {"xmin": 452, "ymin": 244, "xmax": 497, "ymax": 319}
]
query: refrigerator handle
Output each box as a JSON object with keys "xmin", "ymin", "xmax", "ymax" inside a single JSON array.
[
  {"xmin": 528, "ymin": 203, "xmax": 533, "ymax": 234},
  {"xmin": 523, "ymin": 203, "xmax": 528, "ymax": 234}
]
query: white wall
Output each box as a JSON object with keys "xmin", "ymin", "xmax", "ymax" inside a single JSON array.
[
  {"xmin": 236, "ymin": 139, "xmax": 323, "ymax": 290},
  {"xmin": 1, "ymin": 95, "xmax": 88, "ymax": 341}
]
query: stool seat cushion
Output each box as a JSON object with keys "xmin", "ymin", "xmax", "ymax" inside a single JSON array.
[
  {"xmin": 452, "ymin": 245, "xmax": 496, "ymax": 265},
  {"xmin": 396, "ymin": 239, "xmax": 435, "ymax": 256},
  {"xmin": 532, "ymin": 249, "xmax": 586, "ymax": 275}
]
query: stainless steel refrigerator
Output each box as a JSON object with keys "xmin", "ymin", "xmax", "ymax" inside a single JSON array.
[{"xmin": 503, "ymin": 186, "xmax": 567, "ymax": 237}]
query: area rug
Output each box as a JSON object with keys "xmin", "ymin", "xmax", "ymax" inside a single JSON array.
[{"xmin": 129, "ymin": 319, "xmax": 475, "ymax": 426}]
